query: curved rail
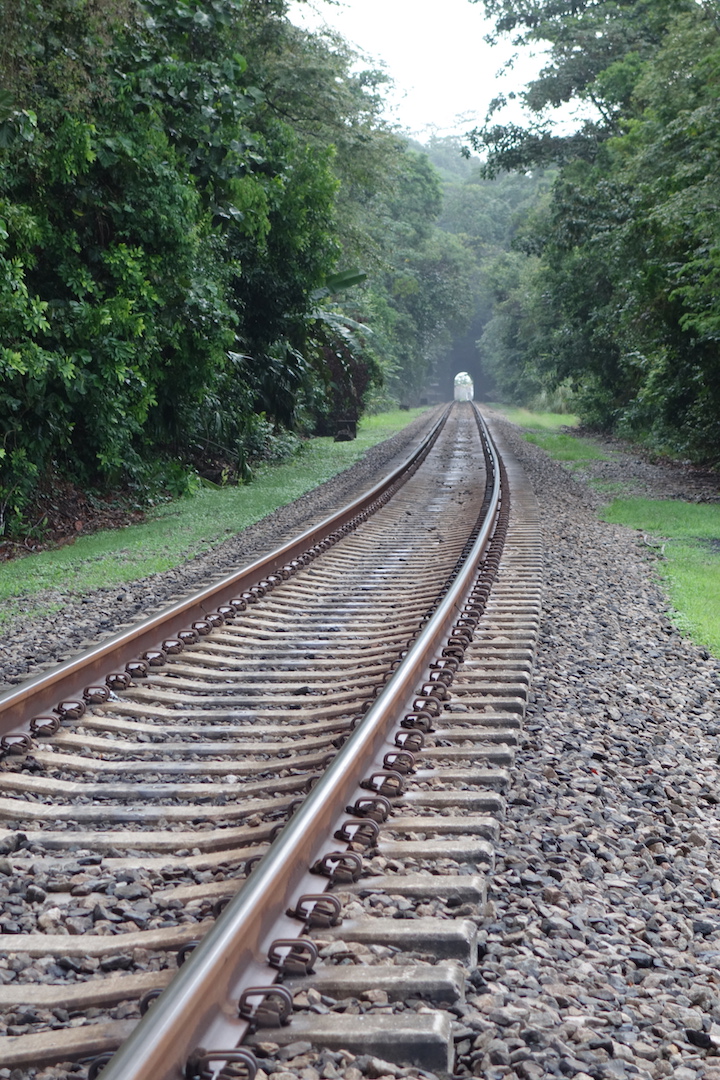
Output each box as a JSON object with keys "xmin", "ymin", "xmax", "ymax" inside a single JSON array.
[
  {"xmin": 98, "ymin": 408, "xmax": 503, "ymax": 1080},
  {"xmin": 0, "ymin": 408, "xmax": 449, "ymax": 739}
]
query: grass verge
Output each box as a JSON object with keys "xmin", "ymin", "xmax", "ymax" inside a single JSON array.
[
  {"xmin": 492, "ymin": 404, "xmax": 720, "ymax": 658},
  {"xmin": 522, "ymin": 431, "xmax": 609, "ymax": 462},
  {"xmin": 0, "ymin": 408, "xmax": 428, "ymax": 623},
  {"xmin": 487, "ymin": 404, "xmax": 580, "ymax": 431},
  {"xmin": 602, "ymin": 497, "xmax": 720, "ymax": 657},
  {"xmin": 589, "ymin": 479, "xmax": 633, "ymax": 497},
  {"xmin": 483, "ymin": 406, "xmax": 578, "ymax": 429},
  {"xmin": 486, "ymin": 403, "xmax": 607, "ymax": 461}
]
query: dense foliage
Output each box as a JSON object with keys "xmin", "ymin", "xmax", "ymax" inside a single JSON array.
[
  {"xmin": 427, "ymin": 137, "xmax": 551, "ymax": 400},
  {"xmin": 470, "ymin": 0, "xmax": 720, "ymax": 463},
  {"xmin": 6, "ymin": 0, "xmax": 714, "ymax": 540},
  {"xmin": 0, "ymin": 0, "xmax": 475, "ymax": 536}
]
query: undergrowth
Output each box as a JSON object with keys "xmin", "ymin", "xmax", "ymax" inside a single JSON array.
[{"xmin": 496, "ymin": 404, "xmax": 720, "ymax": 659}]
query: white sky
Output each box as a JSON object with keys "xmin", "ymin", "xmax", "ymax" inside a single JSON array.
[{"xmin": 288, "ymin": 0, "xmax": 544, "ymax": 142}]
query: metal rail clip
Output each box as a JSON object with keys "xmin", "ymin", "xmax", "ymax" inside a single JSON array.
[
  {"xmin": 186, "ymin": 1048, "xmax": 258, "ymax": 1080},
  {"xmin": 268, "ymin": 938, "xmax": 318, "ymax": 976},
  {"xmin": 311, "ymin": 850, "xmax": 363, "ymax": 883},
  {"xmin": 287, "ymin": 893, "xmax": 342, "ymax": 927},
  {"xmin": 238, "ymin": 984, "xmax": 293, "ymax": 1028}
]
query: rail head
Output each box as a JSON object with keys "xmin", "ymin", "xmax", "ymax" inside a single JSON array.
[{"xmin": 96, "ymin": 405, "xmax": 502, "ymax": 1080}]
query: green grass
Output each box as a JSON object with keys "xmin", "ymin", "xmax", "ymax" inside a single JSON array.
[
  {"xmin": 491, "ymin": 407, "xmax": 720, "ymax": 656},
  {"xmin": 602, "ymin": 497, "xmax": 720, "ymax": 540},
  {"xmin": 602, "ymin": 497, "xmax": 720, "ymax": 656},
  {"xmin": 0, "ymin": 408, "xmax": 428, "ymax": 625},
  {"xmin": 522, "ymin": 431, "xmax": 609, "ymax": 462},
  {"xmin": 487, "ymin": 404, "xmax": 580, "ymax": 431},
  {"xmin": 486, "ymin": 403, "xmax": 607, "ymax": 461},
  {"xmin": 589, "ymin": 479, "xmax": 633, "ymax": 497}
]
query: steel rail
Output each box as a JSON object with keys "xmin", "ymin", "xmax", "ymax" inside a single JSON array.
[
  {"xmin": 0, "ymin": 408, "xmax": 449, "ymax": 739},
  {"xmin": 97, "ymin": 407, "xmax": 502, "ymax": 1080}
]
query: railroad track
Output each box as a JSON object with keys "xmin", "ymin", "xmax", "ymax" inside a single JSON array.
[{"xmin": 0, "ymin": 403, "xmax": 541, "ymax": 1080}]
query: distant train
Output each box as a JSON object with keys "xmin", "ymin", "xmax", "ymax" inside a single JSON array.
[{"xmin": 453, "ymin": 371, "xmax": 474, "ymax": 402}]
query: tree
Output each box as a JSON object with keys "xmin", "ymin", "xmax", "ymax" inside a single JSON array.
[
  {"xmin": 353, "ymin": 150, "xmax": 478, "ymax": 403},
  {"xmin": 467, "ymin": 2, "xmax": 720, "ymax": 461},
  {"xmin": 0, "ymin": 0, "xmax": 364, "ymax": 529},
  {"xmin": 469, "ymin": 0, "xmax": 699, "ymax": 174}
]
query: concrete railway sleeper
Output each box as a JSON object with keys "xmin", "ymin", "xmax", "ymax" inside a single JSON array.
[{"xmin": 0, "ymin": 404, "xmax": 542, "ymax": 1080}]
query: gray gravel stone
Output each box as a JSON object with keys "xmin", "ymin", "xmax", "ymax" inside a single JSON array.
[{"xmin": 449, "ymin": 415, "xmax": 720, "ymax": 1079}]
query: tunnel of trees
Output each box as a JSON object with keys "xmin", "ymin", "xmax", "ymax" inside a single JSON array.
[{"xmin": 0, "ymin": 0, "xmax": 717, "ymax": 539}]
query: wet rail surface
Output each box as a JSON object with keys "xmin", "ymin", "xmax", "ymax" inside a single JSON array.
[{"xmin": 0, "ymin": 404, "xmax": 542, "ymax": 1079}]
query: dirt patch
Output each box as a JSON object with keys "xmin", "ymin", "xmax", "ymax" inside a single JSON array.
[
  {"xmin": 573, "ymin": 429, "xmax": 720, "ymax": 503},
  {"xmin": 0, "ymin": 476, "xmax": 145, "ymax": 562}
]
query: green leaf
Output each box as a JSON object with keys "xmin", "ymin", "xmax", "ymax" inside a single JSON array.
[
  {"xmin": 312, "ymin": 269, "xmax": 368, "ymax": 301},
  {"xmin": 325, "ymin": 269, "xmax": 367, "ymax": 292},
  {"xmin": 0, "ymin": 90, "xmax": 14, "ymax": 124}
]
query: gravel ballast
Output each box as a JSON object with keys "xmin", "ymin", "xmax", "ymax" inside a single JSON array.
[{"xmin": 464, "ymin": 418, "xmax": 720, "ymax": 1080}]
